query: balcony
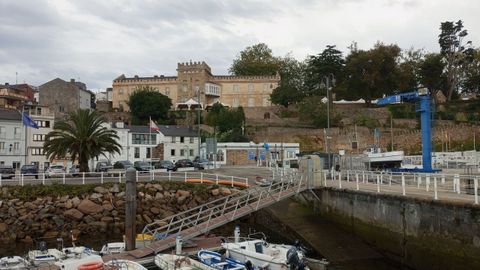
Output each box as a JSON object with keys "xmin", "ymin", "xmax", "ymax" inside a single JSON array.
[
  {"xmin": 0, "ymin": 88, "xmax": 28, "ymax": 100},
  {"xmin": 204, "ymin": 83, "xmax": 220, "ymax": 97}
]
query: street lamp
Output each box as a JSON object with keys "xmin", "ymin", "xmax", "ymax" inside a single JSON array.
[
  {"xmin": 320, "ymin": 74, "xmax": 336, "ymax": 171},
  {"xmin": 196, "ymin": 86, "xmax": 201, "ymax": 159}
]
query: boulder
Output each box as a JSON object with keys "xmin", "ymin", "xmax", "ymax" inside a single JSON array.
[
  {"xmin": 0, "ymin": 223, "xmax": 7, "ymax": 233},
  {"xmin": 64, "ymin": 209, "xmax": 84, "ymax": 221},
  {"xmin": 101, "ymin": 216, "xmax": 114, "ymax": 223},
  {"xmin": 59, "ymin": 195, "xmax": 69, "ymax": 202},
  {"xmin": 211, "ymin": 189, "xmax": 220, "ymax": 196},
  {"xmin": 176, "ymin": 190, "xmax": 190, "ymax": 198},
  {"xmin": 150, "ymin": 207, "xmax": 161, "ymax": 215},
  {"xmin": 94, "ymin": 186, "xmax": 108, "ymax": 194},
  {"xmin": 220, "ymin": 188, "xmax": 232, "ymax": 196},
  {"xmin": 110, "ymin": 184, "xmax": 120, "ymax": 193},
  {"xmin": 71, "ymin": 197, "xmax": 81, "ymax": 207},
  {"xmin": 77, "ymin": 199, "xmax": 103, "ymax": 214},
  {"xmin": 102, "ymin": 203, "xmax": 114, "ymax": 211},
  {"xmin": 43, "ymin": 230, "xmax": 58, "ymax": 238},
  {"xmin": 90, "ymin": 193, "xmax": 103, "ymax": 200},
  {"xmin": 177, "ymin": 196, "xmax": 187, "ymax": 205},
  {"xmin": 155, "ymin": 192, "xmax": 164, "ymax": 200},
  {"xmin": 143, "ymin": 214, "xmax": 153, "ymax": 224},
  {"xmin": 65, "ymin": 200, "xmax": 73, "ymax": 209}
]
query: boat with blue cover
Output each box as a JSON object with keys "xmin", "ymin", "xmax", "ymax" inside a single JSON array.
[{"xmin": 198, "ymin": 250, "xmax": 246, "ymax": 270}]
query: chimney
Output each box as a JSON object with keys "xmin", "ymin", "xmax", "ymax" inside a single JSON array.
[
  {"xmin": 4, "ymin": 83, "xmax": 9, "ymax": 86},
  {"xmin": 70, "ymin": 79, "xmax": 75, "ymax": 84}
]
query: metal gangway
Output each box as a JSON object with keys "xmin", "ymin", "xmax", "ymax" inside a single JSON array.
[{"xmin": 128, "ymin": 170, "xmax": 308, "ymax": 258}]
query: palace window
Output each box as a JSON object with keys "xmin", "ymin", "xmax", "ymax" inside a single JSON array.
[{"xmin": 248, "ymin": 84, "xmax": 254, "ymax": 93}]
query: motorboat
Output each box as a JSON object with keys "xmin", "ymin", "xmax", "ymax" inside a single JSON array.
[
  {"xmin": 198, "ymin": 250, "xmax": 245, "ymax": 270},
  {"xmin": 100, "ymin": 242, "xmax": 125, "ymax": 255},
  {"xmin": 28, "ymin": 247, "xmax": 65, "ymax": 266},
  {"xmin": 100, "ymin": 234, "xmax": 155, "ymax": 255},
  {"xmin": 55, "ymin": 254, "xmax": 103, "ymax": 270},
  {"xmin": 363, "ymin": 146, "xmax": 404, "ymax": 170},
  {"xmin": 0, "ymin": 256, "xmax": 30, "ymax": 270},
  {"xmin": 155, "ymin": 254, "xmax": 217, "ymax": 270},
  {"xmin": 105, "ymin": 259, "xmax": 148, "ymax": 270},
  {"xmin": 222, "ymin": 239, "xmax": 308, "ymax": 270}
]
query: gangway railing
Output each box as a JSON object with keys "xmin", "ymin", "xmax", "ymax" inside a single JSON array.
[{"xmin": 129, "ymin": 171, "xmax": 308, "ymax": 258}]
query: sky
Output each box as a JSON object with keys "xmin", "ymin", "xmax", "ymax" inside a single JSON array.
[{"xmin": 1, "ymin": 0, "xmax": 479, "ymax": 91}]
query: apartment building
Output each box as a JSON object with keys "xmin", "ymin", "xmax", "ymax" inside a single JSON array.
[
  {"xmin": 24, "ymin": 105, "xmax": 55, "ymax": 170},
  {"xmin": 0, "ymin": 109, "xmax": 25, "ymax": 168}
]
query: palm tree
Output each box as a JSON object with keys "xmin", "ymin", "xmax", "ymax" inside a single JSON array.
[{"xmin": 44, "ymin": 109, "xmax": 121, "ymax": 172}]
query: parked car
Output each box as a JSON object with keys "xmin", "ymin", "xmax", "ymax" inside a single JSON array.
[
  {"xmin": 175, "ymin": 159, "xmax": 194, "ymax": 168},
  {"xmin": 154, "ymin": 160, "xmax": 177, "ymax": 171},
  {"xmin": 45, "ymin": 165, "xmax": 65, "ymax": 178},
  {"xmin": 113, "ymin": 160, "xmax": 134, "ymax": 169},
  {"xmin": 193, "ymin": 158, "xmax": 212, "ymax": 170},
  {"xmin": 20, "ymin": 164, "xmax": 38, "ymax": 179},
  {"xmin": 95, "ymin": 161, "xmax": 113, "ymax": 172},
  {"xmin": 0, "ymin": 166, "xmax": 15, "ymax": 179},
  {"xmin": 69, "ymin": 165, "xmax": 80, "ymax": 177},
  {"xmin": 134, "ymin": 161, "xmax": 151, "ymax": 172}
]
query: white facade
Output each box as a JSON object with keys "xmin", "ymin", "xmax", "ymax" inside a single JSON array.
[
  {"xmin": 0, "ymin": 112, "xmax": 26, "ymax": 169},
  {"xmin": 26, "ymin": 106, "xmax": 55, "ymax": 170},
  {"xmin": 79, "ymin": 89, "xmax": 92, "ymax": 109},
  {"xmin": 157, "ymin": 132, "xmax": 199, "ymax": 163}
]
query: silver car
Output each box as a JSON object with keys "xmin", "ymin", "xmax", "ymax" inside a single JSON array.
[{"xmin": 45, "ymin": 165, "xmax": 65, "ymax": 178}]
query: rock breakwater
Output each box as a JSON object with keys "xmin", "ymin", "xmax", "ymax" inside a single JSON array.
[{"xmin": 0, "ymin": 182, "xmax": 236, "ymax": 243}]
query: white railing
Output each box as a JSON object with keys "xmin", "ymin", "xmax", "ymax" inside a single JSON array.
[
  {"xmin": 0, "ymin": 169, "xmax": 249, "ymax": 187},
  {"xmin": 140, "ymin": 170, "xmax": 307, "ymax": 253},
  {"xmin": 322, "ymin": 170, "xmax": 479, "ymax": 205}
]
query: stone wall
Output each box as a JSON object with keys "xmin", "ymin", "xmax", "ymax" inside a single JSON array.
[
  {"xmin": 298, "ymin": 188, "xmax": 480, "ymax": 270},
  {"xmin": 0, "ymin": 183, "xmax": 235, "ymax": 243}
]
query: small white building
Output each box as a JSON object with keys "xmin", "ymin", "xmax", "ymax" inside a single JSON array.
[
  {"xmin": 0, "ymin": 109, "xmax": 26, "ymax": 169},
  {"xmin": 97, "ymin": 123, "xmax": 199, "ymax": 165},
  {"xmin": 201, "ymin": 142, "xmax": 300, "ymax": 166},
  {"xmin": 156, "ymin": 125, "xmax": 199, "ymax": 162}
]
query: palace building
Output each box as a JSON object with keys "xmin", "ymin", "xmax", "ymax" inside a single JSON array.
[{"xmin": 112, "ymin": 61, "xmax": 280, "ymax": 111}]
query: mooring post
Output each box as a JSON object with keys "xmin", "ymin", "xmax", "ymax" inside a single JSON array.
[
  {"xmin": 176, "ymin": 235, "xmax": 183, "ymax": 255},
  {"xmin": 125, "ymin": 167, "xmax": 137, "ymax": 251}
]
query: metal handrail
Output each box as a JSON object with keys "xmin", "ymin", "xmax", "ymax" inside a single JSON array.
[{"xmin": 140, "ymin": 171, "xmax": 307, "ymax": 253}]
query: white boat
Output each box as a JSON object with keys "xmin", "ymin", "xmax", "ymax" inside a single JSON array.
[
  {"xmin": 198, "ymin": 250, "xmax": 245, "ymax": 270},
  {"xmin": 100, "ymin": 242, "xmax": 125, "ymax": 255},
  {"xmin": 363, "ymin": 146, "xmax": 404, "ymax": 170},
  {"xmin": 0, "ymin": 256, "xmax": 30, "ymax": 270},
  {"xmin": 222, "ymin": 239, "xmax": 307, "ymax": 270},
  {"xmin": 105, "ymin": 259, "xmax": 148, "ymax": 270},
  {"xmin": 55, "ymin": 254, "xmax": 103, "ymax": 270},
  {"xmin": 155, "ymin": 254, "xmax": 217, "ymax": 270},
  {"xmin": 28, "ymin": 248, "xmax": 65, "ymax": 266}
]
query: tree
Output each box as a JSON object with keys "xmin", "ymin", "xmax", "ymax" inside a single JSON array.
[
  {"xmin": 304, "ymin": 45, "xmax": 345, "ymax": 97},
  {"xmin": 438, "ymin": 20, "xmax": 474, "ymax": 100},
  {"xmin": 419, "ymin": 53, "xmax": 448, "ymax": 100},
  {"xmin": 270, "ymin": 55, "xmax": 306, "ymax": 107},
  {"xmin": 298, "ymin": 96, "xmax": 339, "ymax": 128},
  {"xmin": 343, "ymin": 43, "xmax": 401, "ymax": 103},
  {"xmin": 205, "ymin": 104, "xmax": 248, "ymax": 142},
  {"xmin": 397, "ymin": 48, "xmax": 424, "ymax": 91},
  {"xmin": 127, "ymin": 86, "xmax": 172, "ymax": 125},
  {"xmin": 44, "ymin": 109, "xmax": 121, "ymax": 172},
  {"xmin": 462, "ymin": 48, "xmax": 480, "ymax": 93},
  {"xmin": 229, "ymin": 43, "xmax": 281, "ymax": 76}
]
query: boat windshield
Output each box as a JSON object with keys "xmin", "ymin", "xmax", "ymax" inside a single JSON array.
[{"xmin": 254, "ymin": 242, "xmax": 263, "ymax": 254}]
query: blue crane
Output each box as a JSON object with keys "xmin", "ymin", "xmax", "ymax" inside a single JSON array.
[{"xmin": 377, "ymin": 88, "xmax": 440, "ymax": 173}]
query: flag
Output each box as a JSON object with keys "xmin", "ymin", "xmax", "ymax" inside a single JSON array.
[
  {"xmin": 22, "ymin": 112, "xmax": 39, "ymax": 129},
  {"xmin": 149, "ymin": 119, "xmax": 159, "ymax": 132}
]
